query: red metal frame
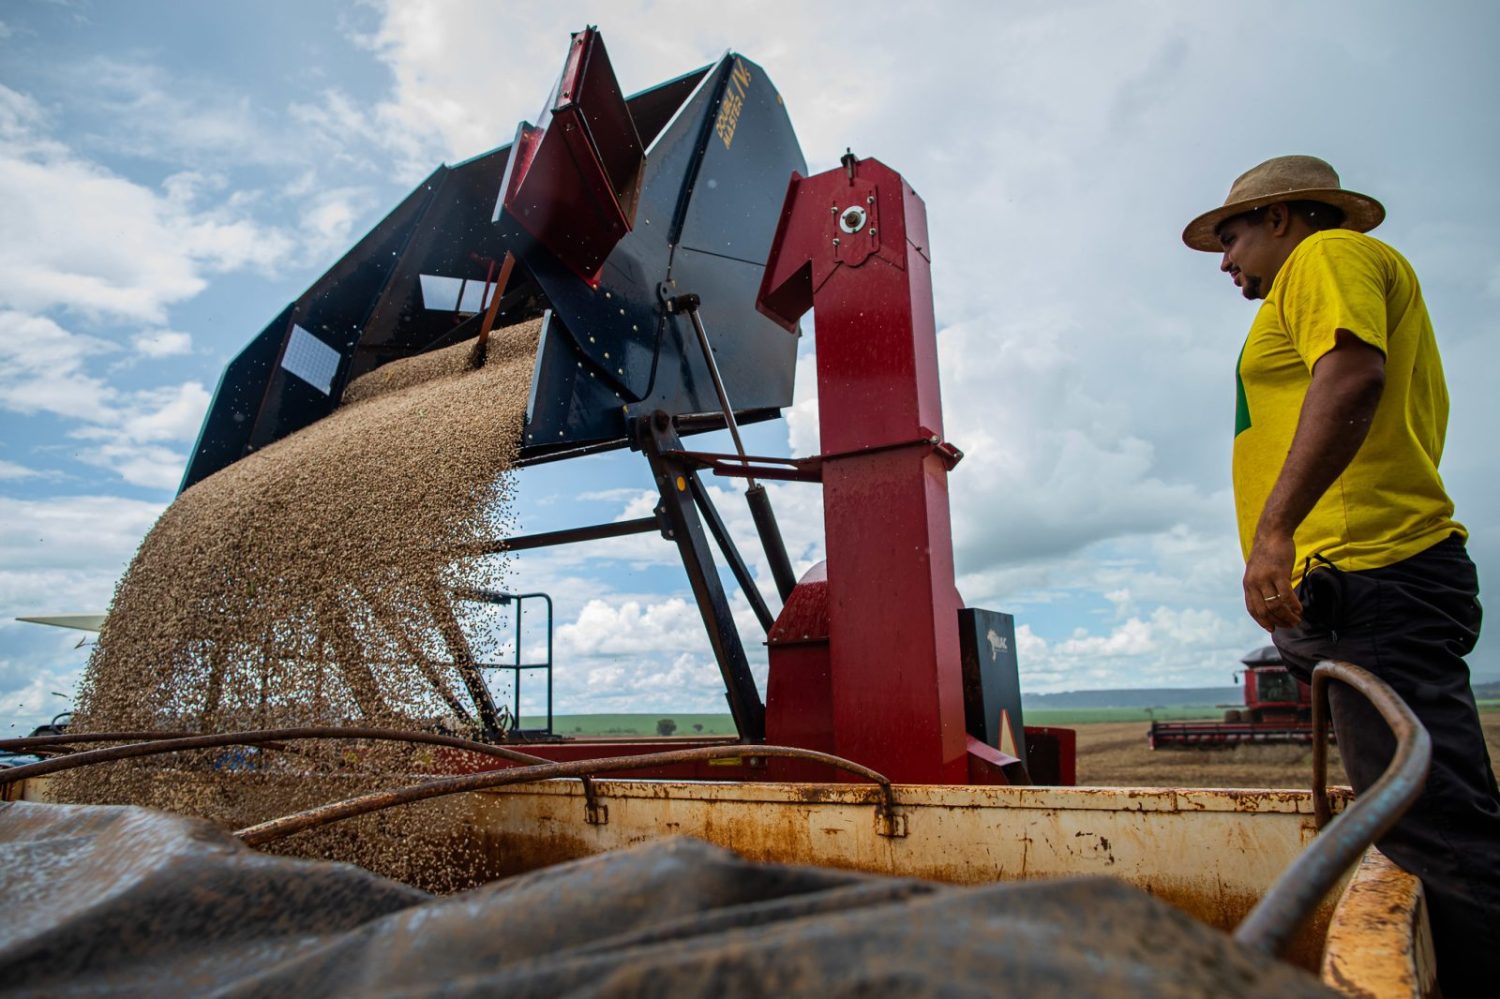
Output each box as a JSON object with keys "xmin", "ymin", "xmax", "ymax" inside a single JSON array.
[
  {"xmin": 449, "ymin": 155, "xmax": 1053, "ymax": 786},
  {"xmin": 755, "ymin": 155, "xmax": 1011, "ymax": 784},
  {"xmin": 498, "ymin": 28, "xmax": 644, "ymax": 284}
]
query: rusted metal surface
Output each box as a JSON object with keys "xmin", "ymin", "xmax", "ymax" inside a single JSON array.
[
  {"xmin": 361, "ymin": 778, "xmax": 1349, "ymax": 971},
  {"xmin": 1236, "ymin": 660, "xmax": 1430, "ymax": 959},
  {"xmin": 1321, "ymin": 849, "xmax": 1435, "ymax": 998},
  {"xmin": 235, "ymin": 745, "xmax": 896, "ymax": 846}
]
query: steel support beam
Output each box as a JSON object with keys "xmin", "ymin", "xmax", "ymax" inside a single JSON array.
[{"xmin": 636, "ymin": 412, "xmax": 765, "ymax": 742}]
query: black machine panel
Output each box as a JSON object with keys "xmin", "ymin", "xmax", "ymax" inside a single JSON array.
[
  {"xmin": 958, "ymin": 608, "xmax": 1029, "ymax": 769},
  {"xmin": 181, "ymin": 35, "xmax": 805, "ymax": 493}
]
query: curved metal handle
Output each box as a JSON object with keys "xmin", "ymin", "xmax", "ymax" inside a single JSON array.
[
  {"xmin": 235, "ymin": 744, "xmax": 898, "ymax": 847},
  {"xmin": 1233, "ymin": 659, "xmax": 1430, "ymax": 957}
]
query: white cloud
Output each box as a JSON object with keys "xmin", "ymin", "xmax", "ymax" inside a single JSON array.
[
  {"xmin": 131, "ymin": 330, "xmax": 193, "ymax": 357},
  {"xmin": 0, "ymin": 83, "xmax": 46, "ymax": 141},
  {"xmin": 785, "ymin": 347, "xmax": 820, "ymax": 457},
  {"xmin": 577, "ymin": 487, "xmax": 649, "ymax": 504},
  {"xmin": 1018, "ymin": 603, "xmax": 1251, "ymax": 694},
  {"xmin": 0, "ymin": 494, "xmax": 162, "ymax": 578},
  {"xmin": 0, "ymin": 496, "xmax": 150, "ymax": 733},
  {"xmin": 0, "ymin": 459, "xmax": 40, "ymax": 480},
  {"xmin": 0, "ymin": 310, "xmax": 118, "ymax": 423},
  {"xmin": 0, "ymin": 493, "xmax": 148, "ymax": 727},
  {"xmin": 0, "ymin": 310, "xmax": 211, "ymax": 486},
  {"xmin": 0, "ymin": 92, "xmax": 295, "ymax": 323},
  {"xmin": 573, "ymin": 653, "xmax": 725, "ymax": 710},
  {"xmin": 65, "ymin": 58, "xmax": 295, "ymax": 171},
  {"xmin": 0, "ymin": 654, "xmax": 89, "ymax": 736},
  {"xmin": 71, "ymin": 443, "xmax": 189, "ymax": 490},
  {"xmin": 298, "ymin": 185, "xmax": 378, "ymax": 267},
  {"xmin": 557, "ymin": 597, "xmax": 703, "ymax": 658},
  {"xmin": 112, "ymin": 381, "xmax": 213, "ymax": 443}
]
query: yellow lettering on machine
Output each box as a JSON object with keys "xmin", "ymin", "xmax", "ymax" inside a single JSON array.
[{"xmin": 714, "ymin": 58, "xmax": 753, "ymax": 150}]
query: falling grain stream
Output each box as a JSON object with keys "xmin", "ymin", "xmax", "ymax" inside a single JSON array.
[{"xmin": 53, "ymin": 320, "xmax": 543, "ymax": 890}]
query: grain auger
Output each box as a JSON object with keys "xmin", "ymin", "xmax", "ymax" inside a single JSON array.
[{"xmin": 183, "ymin": 27, "xmax": 1074, "ymax": 786}]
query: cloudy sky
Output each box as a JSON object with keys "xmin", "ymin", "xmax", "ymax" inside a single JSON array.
[{"xmin": 3, "ymin": 0, "xmax": 1497, "ymax": 733}]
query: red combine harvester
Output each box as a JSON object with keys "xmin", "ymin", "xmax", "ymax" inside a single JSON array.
[{"xmin": 1148, "ymin": 646, "xmax": 1331, "ymax": 749}]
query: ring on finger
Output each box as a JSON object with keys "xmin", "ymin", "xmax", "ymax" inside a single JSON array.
[{"xmin": 1263, "ymin": 593, "xmax": 1281, "ymax": 602}]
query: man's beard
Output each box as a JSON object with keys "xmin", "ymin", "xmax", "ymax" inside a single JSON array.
[{"xmin": 1240, "ymin": 275, "xmax": 1264, "ymax": 300}]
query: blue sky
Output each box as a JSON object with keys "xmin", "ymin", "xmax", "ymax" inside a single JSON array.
[{"xmin": 3, "ymin": 0, "xmax": 1498, "ymax": 733}]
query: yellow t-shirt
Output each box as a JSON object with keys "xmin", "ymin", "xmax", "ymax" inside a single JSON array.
[{"xmin": 1232, "ymin": 229, "xmax": 1464, "ymax": 582}]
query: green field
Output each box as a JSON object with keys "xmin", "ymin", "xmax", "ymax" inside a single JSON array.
[
  {"xmin": 521, "ymin": 713, "xmax": 740, "ymax": 736},
  {"xmin": 527, "ymin": 705, "xmax": 1231, "ymax": 735},
  {"xmin": 1023, "ymin": 705, "xmax": 1225, "ymax": 725},
  {"xmin": 527, "ymin": 700, "xmax": 1500, "ymax": 736}
]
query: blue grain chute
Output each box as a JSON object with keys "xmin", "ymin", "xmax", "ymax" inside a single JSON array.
[{"xmin": 181, "ymin": 28, "xmax": 806, "ymax": 492}]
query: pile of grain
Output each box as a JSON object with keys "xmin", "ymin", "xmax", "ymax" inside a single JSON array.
[{"xmin": 55, "ymin": 320, "xmax": 543, "ymax": 890}]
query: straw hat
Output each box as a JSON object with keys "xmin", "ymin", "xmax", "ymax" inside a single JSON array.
[{"xmin": 1182, "ymin": 155, "xmax": 1385, "ymax": 251}]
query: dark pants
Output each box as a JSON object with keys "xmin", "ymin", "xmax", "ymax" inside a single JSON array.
[{"xmin": 1274, "ymin": 535, "xmax": 1500, "ymax": 997}]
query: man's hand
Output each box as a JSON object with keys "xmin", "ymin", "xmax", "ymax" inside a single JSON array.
[
  {"xmin": 1242, "ymin": 331, "xmax": 1383, "ymax": 632},
  {"xmin": 1243, "ymin": 530, "xmax": 1303, "ymax": 631}
]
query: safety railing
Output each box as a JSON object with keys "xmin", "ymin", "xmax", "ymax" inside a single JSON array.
[
  {"xmin": 457, "ymin": 589, "xmax": 555, "ymax": 737},
  {"xmin": 1233, "ymin": 659, "xmax": 1430, "ymax": 957}
]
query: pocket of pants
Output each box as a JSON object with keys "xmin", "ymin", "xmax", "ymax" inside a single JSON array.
[{"xmin": 1299, "ymin": 567, "xmax": 1344, "ymax": 632}]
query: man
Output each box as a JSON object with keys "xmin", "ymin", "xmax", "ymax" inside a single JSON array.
[{"xmin": 1184, "ymin": 154, "xmax": 1500, "ymax": 994}]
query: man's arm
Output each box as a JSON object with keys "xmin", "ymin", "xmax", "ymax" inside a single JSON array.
[{"xmin": 1244, "ymin": 330, "xmax": 1386, "ymax": 631}]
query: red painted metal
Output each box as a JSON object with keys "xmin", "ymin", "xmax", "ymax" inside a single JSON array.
[
  {"xmin": 757, "ymin": 156, "xmax": 990, "ymax": 784},
  {"xmin": 1244, "ymin": 665, "xmax": 1314, "ymax": 724},
  {"xmin": 1147, "ymin": 722, "xmax": 1322, "ymax": 749},
  {"xmin": 1023, "ymin": 727, "xmax": 1078, "ymax": 785},
  {"xmin": 764, "ymin": 564, "xmax": 836, "ymax": 781},
  {"xmin": 499, "ymin": 28, "xmax": 644, "ymax": 284}
]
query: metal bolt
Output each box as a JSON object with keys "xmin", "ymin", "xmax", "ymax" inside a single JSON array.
[
  {"xmin": 867, "ymin": 195, "xmax": 874, "ymax": 204},
  {"xmin": 838, "ymin": 205, "xmax": 867, "ymax": 234}
]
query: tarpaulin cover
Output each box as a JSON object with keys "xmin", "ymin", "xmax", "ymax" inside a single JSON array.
[{"xmin": 0, "ymin": 801, "xmax": 1337, "ymax": 997}]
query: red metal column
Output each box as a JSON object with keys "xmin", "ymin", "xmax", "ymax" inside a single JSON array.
[{"xmin": 758, "ymin": 156, "xmax": 968, "ymax": 783}]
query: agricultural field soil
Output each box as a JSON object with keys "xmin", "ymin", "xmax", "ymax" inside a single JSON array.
[{"xmin": 1074, "ymin": 709, "xmax": 1500, "ymax": 789}]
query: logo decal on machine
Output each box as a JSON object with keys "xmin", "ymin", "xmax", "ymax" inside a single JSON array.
[{"xmin": 714, "ymin": 59, "xmax": 753, "ymax": 149}]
